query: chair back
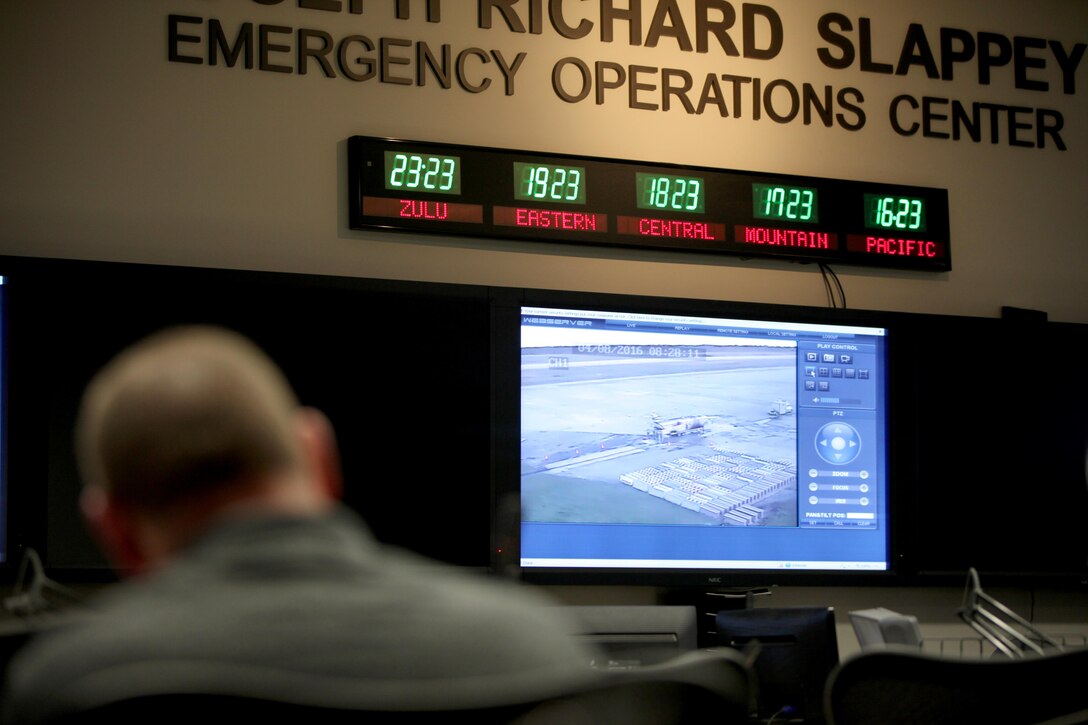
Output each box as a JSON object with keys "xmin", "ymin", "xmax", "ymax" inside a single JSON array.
[
  {"xmin": 25, "ymin": 648, "xmax": 753, "ymax": 725},
  {"xmin": 825, "ymin": 646, "xmax": 1088, "ymax": 725}
]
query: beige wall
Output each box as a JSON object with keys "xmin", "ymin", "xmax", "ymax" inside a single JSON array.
[{"xmin": 2, "ymin": 1, "xmax": 1086, "ymax": 322}]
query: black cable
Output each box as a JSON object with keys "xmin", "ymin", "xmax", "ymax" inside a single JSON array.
[
  {"xmin": 818, "ymin": 264, "xmax": 834, "ymax": 307},
  {"xmin": 831, "ymin": 266, "xmax": 847, "ymax": 308},
  {"xmin": 817, "ymin": 264, "xmax": 847, "ymax": 309}
]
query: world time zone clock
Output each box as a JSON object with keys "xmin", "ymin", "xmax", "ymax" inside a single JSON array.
[{"xmin": 348, "ymin": 136, "xmax": 951, "ymax": 272}]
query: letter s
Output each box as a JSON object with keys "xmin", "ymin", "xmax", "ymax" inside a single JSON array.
[{"xmin": 817, "ymin": 13, "xmax": 855, "ymax": 69}]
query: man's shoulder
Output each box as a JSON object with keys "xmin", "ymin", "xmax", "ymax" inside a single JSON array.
[{"xmin": 2, "ymin": 534, "xmax": 600, "ymax": 722}]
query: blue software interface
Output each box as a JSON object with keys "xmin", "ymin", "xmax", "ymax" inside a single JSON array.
[{"xmin": 519, "ymin": 305, "xmax": 889, "ymax": 572}]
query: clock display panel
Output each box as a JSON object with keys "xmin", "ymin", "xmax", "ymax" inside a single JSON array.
[{"xmin": 350, "ymin": 137, "xmax": 950, "ymax": 271}]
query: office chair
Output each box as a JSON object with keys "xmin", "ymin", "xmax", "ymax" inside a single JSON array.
[
  {"xmin": 824, "ymin": 646, "xmax": 1088, "ymax": 725},
  {"xmin": 15, "ymin": 648, "xmax": 753, "ymax": 725},
  {"xmin": 525, "ymin": 647, "xmax": 755, "ymax": 724}
]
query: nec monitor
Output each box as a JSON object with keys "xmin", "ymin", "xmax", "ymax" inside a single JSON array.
[{"xmin": 514, "ymin": 301, "xmax": 891, "ymax": 586}]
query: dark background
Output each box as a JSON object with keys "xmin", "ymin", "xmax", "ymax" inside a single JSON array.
[
  {"xmin": 1, "ymin": 255, "xmax": 1085, "ymax": 588},
  {"xmin": 1, "ymin": 258, "xmax": 492, "ymax": 576}
]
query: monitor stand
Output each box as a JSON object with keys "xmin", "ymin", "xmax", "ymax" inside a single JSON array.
[{"xmin": 661, "ymin": 587, "xmax": 775, "ymax": 648}]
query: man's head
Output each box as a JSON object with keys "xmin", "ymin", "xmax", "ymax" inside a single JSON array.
[{"xmin": 76, "ymin": 326, "xmax": 341, "ymax": 574}]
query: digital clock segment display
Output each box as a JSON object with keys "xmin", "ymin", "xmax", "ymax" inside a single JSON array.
[
  {"xmin": 636, "ymin": 173, "xmax": 705, "ymax": 214},
  {"xmin": 864, "ymin": 194, "xmax": 926, "ymax": 232},
  {"xmin": 384, "ymin": 151, "xmax": 461, "ymax": 195},
  {"xmin": 513, "ymin": 162, "xmax": 586, "ymax": 204},
  {"xmin": 350, "ymin": 136, "xmax": 951, "ymax": 271},
  {"xmin": 752, "ymin": 183, "xmax": 818, "ymax": 223}
]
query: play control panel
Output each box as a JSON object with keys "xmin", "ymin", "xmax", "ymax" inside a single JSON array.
[{"xmin": 796, "ymin": 340, "xmax": 883, "ymax": 529}]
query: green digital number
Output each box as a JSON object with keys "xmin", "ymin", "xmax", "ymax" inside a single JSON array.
[
  {"xmin": 752, "ymin": 184, "xmax": 818, "ymax": 223},
  {"xmin": 637, "ymin": 173, "xmax": 704, "ymax": 213},
  {"xmin": 514, "ymin": 162, "xmax": 586, "ymax": 204},
  {"xmin": 864, "ymin": 194, "xmax": 926, "ymax": 231},
  {"xmin": 385, "ymin": 151, "xmax": 461, "ymax": 195}
]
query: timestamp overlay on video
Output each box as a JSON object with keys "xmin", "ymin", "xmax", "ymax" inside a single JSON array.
[{"xmin": 521, "ymin": 322, "xmax": 798, "ymax": 528}]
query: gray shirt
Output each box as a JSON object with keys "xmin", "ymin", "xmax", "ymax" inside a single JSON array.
[{"xmin": 2, "ymin": 508, "xmax": 601, "ymax": 723}]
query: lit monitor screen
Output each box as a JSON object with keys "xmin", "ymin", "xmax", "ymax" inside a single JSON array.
[{"xmin": 518, "ymin": 304, "xmax": 890, "ymax": 581}]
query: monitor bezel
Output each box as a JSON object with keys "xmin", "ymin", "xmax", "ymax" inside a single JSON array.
[
  {"xmin": 490, "ymin": 286, "xmax": 907, "ymax": 589},
  {"xmin": 0, "ymin": 274, "xmax": 8, "ymax": 569}
]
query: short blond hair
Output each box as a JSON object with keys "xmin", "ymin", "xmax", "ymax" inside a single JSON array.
[{"xmin": 76, "ymin": 326, "xmax": 303, "ymax": 510}]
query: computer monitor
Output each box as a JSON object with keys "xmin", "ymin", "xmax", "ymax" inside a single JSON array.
[
  {"xmin": 716, "ymin": 606, "xmax": 840, "ymax": 723},
  {"xmin": 1, "ymin": 259, "xmax": 495, "ymax": 575},
  {"xmin": 503, "ymin": 294, "xmax": 893, "ymax": 587},
  {"xmin": 0, "ymin": 274, "xmax": 7, "ymax": 565},
  {"xmin": 904, "ymin": 313, "xmax": 1088, "ymax": 584},
  {"xmin": 564, "ymin": 605, "xmax": 698, "ymax": 669}
]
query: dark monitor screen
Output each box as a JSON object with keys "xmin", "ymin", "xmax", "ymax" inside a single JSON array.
[
  {"xmin": 0, "ymin": 259, "xmax": 493, "ymax": 576},
  {"xmin": 902, "ymin": 314, "xmax": 1088, "ymax": 583},
  {"xmin": 0, "ymin": 275, "xmax": 6, "ymax": 565},
  {"xmin": 514, "ymin": 302, "xmax": 891, "ymax": 584}
]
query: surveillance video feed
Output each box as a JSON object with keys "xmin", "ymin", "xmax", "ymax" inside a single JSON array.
[{"xmin": 521, "ymin": 308, "xmax": 799, "ymax": 529}]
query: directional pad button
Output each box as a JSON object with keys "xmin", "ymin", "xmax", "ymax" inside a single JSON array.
[{"xmin": 815, "ymin": 422, "xmax": 861, "ymax": 465}]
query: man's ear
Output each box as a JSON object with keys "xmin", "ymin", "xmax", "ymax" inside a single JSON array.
[
  {"xmin": 295, "ymin": 407, "xmax": 343, "ymax": 502},
  {"xmin": 80, "ymin": 486, "xmax": 148, "ymax": 576}
]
